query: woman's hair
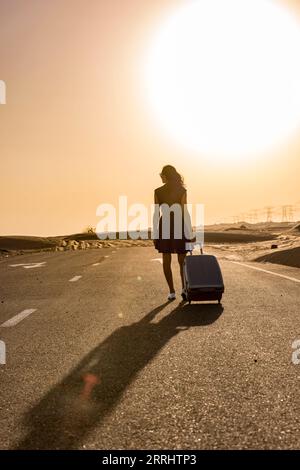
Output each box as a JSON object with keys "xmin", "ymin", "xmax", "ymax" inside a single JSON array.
[{"xmin": 160, "ymin": 165, "xmax": 185, "ymax": 188}]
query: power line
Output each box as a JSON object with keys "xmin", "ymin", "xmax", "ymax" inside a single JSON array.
[{"xmin": 219, "ymin": 201, "xmax": 299, "ymax": 225}]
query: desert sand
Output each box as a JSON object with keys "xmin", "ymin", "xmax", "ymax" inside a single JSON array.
[{"xmin": 1, "ymin": 222, "xmax": 299, "ymax": 269}]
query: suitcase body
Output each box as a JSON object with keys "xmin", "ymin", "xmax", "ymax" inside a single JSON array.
[{"xmin": 183, "ymin": 254, "xmax": 224, "ymax": 303}]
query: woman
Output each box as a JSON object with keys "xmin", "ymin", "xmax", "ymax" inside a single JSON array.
[{"xmin": 154, "ymin": 165, "xmax": 192, "ymax": 301}]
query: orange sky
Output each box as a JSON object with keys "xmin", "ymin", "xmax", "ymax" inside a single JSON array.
[{"xmin": 1, "ymin": 0, "xmax": 300, "ymax": 236}]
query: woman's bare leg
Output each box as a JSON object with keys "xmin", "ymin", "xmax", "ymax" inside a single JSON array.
[
  {"xmin": 162, "ymin": 253, "xmax": 175, "ymax": 293},
  {"xmin": 177, "ymin": 253, "xmax": 186, "ymax": 289}
]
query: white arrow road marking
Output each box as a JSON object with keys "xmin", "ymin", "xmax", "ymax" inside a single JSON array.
[
  {"xmin": 69, "ymin": 275, "xmax": 82, "ymax": 282},
  {"xmin": 151, "ymin": 258, "xmax": 163, "ymax": 264},
  {"xmin": 9, "ymin": 264, "xmax": 28, "ymax": 267},
  {"xmin": 10, "ymin": 262, "xmax": 46, "ymax": 269},
  {"xmin": 1, "ymin": 309, "xmax": 37, "ymax": 328},
  {"xmin": 24, "ymin": 262, "xmax": 46, "ymax": 269},
  {"xmin": 232, "ymin": 261, "xmax": 300, "ymax": 284}
]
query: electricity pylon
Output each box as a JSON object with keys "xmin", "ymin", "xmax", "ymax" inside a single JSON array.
[
  {"xmin": 287, "ymin": 205, "xmax": 294, "ymax": 222},
  {"xmin": 281, "ymin": 205, "xmax": 294, "ymax": 222},
  {"xmin": 265, "ymin": 206, "xmax": 274, "ymax": 223}
]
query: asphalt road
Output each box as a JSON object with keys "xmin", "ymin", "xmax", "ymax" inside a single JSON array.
[{"xmin": 0, "ymin": 246, "xmax": 300, "ymax": 449}]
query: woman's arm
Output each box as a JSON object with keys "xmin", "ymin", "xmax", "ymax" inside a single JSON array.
[{"xmin": 181, "ymin": 190, "xmax": 195, "ymax": 242}]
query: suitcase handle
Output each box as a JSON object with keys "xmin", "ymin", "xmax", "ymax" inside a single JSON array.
[{"xmin": 186, "ymin": 242, "xmax": 203, "ymax": 255}]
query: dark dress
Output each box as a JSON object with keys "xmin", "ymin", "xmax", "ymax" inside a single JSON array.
[{"xmin": 154, "ymin": 183, "xmax": 189, "ymax": 254}]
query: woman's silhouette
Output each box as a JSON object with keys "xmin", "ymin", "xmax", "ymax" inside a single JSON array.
[{"xmin": 154, "ymin": 165, "xmax": 192, "ymax": 301}]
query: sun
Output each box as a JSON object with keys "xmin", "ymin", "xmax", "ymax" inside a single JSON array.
[{"xmin": 144, "ymin": 0, "xmax": 300, "ymax": 160}]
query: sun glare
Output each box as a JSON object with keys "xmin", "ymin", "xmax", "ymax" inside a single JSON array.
[{"xmin": 145, "ymin": 0, "xmax": 300, "ymax": 160}]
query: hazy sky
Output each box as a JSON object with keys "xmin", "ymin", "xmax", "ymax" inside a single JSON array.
[{"xmin": 1, "ymin": 0, "xmax": 300, "ymax": 236}]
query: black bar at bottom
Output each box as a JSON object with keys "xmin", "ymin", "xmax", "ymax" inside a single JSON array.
[{"xmin": 0, "ymin": 450, "xmax": 299, "ymax": 465}]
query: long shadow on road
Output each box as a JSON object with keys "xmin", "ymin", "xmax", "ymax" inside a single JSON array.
[{"xmin": 16, "ymin": 301, "xmax": 223, "ymax": 449}]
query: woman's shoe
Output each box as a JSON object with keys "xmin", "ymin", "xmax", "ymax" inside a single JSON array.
[{"xmin": 168, "ymin": 292, "xmax": 176, "ymax": 301}]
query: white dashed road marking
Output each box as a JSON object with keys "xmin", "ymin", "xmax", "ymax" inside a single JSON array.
[
  {"xmin": 232, "ymin": 261, "xmax": 300, "ymax": 284},
  {"xmin": 1, "ymin": 309, "xmax": 37, "ymax": 328},
  {"xmin": 69, "ymin": 276, "xmax": 82, "ymax": 282}
]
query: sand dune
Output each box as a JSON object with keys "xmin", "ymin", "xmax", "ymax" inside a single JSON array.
[
  {"xmin": 287, "ymin": 223, "xmax": 300, "ymax": 235},
  {"xmin": 255, "ymin": 246, "xmax": 300, "ymax": 269}
]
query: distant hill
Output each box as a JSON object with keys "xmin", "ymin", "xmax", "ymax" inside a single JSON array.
[{"xmin": 0, "ymin": 236, "xmax": 57, "ymax": 251}]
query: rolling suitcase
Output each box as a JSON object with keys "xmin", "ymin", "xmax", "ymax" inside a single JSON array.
[{"xmin": 183, "ymin": 246, "xmax": 224, "ymax": 304}]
